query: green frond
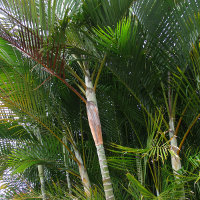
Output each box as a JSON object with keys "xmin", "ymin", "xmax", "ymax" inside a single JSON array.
[
  {"xmin": 127, "ymin": 173, "xmax": 157, "ymax": 199},
  {"xmin": 133, "ymin": 0, "xmax": 200, "ymax": 69},
  {"xmin": 93, "ymin": 16, "xmax": 143, "ymax": 58},
  {"xmin": 7, "ymin": 136, "xmax": 64, "ymax": 174},
  {"xmin": 82, "ymin": 0, "xmax": 136, "ymax": 28}
]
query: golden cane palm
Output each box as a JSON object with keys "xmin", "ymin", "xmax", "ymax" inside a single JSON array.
[
  {"xmin": 2, "ymin": 0, "xmax": 200, "ymax": 199},
  {"xmin": 91, "ymin": 0, "xmax": 200, "ymax": 199},
  {"xmin": 0, "ymin": 1, "xmax": 137, "ymax": 199}
]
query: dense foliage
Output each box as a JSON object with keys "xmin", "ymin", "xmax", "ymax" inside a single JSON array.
[{"xmin": 0, "ymin": 0, "xmax": 200, "ymax": 199}]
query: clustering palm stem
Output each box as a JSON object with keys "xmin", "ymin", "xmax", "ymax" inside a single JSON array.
[
  {"xmin": 38, "ymin": 164, "xmax": 47, "ymax": 200},
  {"xmin": 85, "ymin": 68, "xmax": 114, "ymax": 200},
  {"xmin": 168, "ymin": 72, "xmax": 182, "ymax": 175},
  {"xmin": 168, "ymin": 72, "xmax": 185, "ymax": 200}
]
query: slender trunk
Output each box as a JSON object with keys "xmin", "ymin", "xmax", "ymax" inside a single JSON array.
[
  {"xmin": 38, "ymin": 165, "xmax": 47, "ymax": 200},
  {"xmin": 168, "ymin": 73, "xmax": 182, "ymax": 175},
  {"xmin": 73, "ymin": 147, "xmax": 91, "ymax": 197},
  {"xmin": 62, "ymin": 129, "xmax": 91, "ymax": 197},
  {"xmin": 85, "ymin": 69, "xmax": 115, "ymax": 200},
  {"xmin": 62, "ymin": 136, "xmax": 72, "ymax": 194},
  {"xmin": 156, "ymin": 190, "xmax": 160, "ymax": 197},
  {"xmin": 169, "ymin": 118, "xmax": 182, "ymax": 175},
  {"xmin": 34, "ymin": 130, "xmax": 47, "ymax": 200},
  {"xmin": 169, "ymin": 118, "xmax": 185, "ymax": 200},
  {"xmin": 66, "ymin": 172, "xmax": 71, "ymax": 194},
  {"xmin": 96, "ymin": 145, "xmax": 115, "ymax": 199},
  {"xmin": 168, "ymin": 73, "xmax": 185, "ymax": 199}
]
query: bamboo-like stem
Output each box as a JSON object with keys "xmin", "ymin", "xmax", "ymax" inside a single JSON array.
[
  {"xmin": 169, "ymin": 118, "xmax": 182, "ymax": 174},
  {"xmin": 73, "ymin": 147, "xmax": 91, "ymax": 196},
  {"xmin": 62, "ymin": 128, "xmax": 91, "ymax": 196},
  {"xmin": 168, "ymin": 72, "xmax": 185, "ymax": 200},
  {"xmin": 38, "ymin": 165, "xmax": 47, "ymax": 200},
  {"xmin": 34, "ymin": 129, "xmax": 47, "ymax": 200},
  {"xmin": 97, "ymin": 145, "xmax": 115, "ymax": 200},
  {"xmin": 85, "ymin": 68, "xmax": 115, "ymax": 200},
  {"xmin": 168, "ymin": 72, "xmax": 182, "ymax": 174}
]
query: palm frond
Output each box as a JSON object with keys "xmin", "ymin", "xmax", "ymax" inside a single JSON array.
[
  {"xmin": 0, "ymin": 1, "xmax": 88, "ymax": 101},
  {"xmin": 133, "ymin": 0, "xmax": 200, "ymax": 69},
  {"xmin": 82, "ymin": 0, "xmax": 136, "ymax": 28}
]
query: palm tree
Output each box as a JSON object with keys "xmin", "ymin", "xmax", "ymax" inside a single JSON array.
[
  {"xmin": 0, "ymin": 1, "xmax": 138, "ymax": 199},
  {"xmin": 91, "ymin": 0, "xmax": 200, "ymax": 198},
  {"xmin": 0, "ymin": 38, "xmax": 94, "ymax": 198},
  {"xmin": 1, "ymin": 0, "xmax": 200, "ymax": 199}
]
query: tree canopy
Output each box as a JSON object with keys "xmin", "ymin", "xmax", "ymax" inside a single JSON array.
[{"xmin": 0, "ymin": 0, "xmax": 200, "ymax": 199}]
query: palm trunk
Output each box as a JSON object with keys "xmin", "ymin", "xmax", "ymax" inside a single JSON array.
[
  {"xmin": 85, "ymin": 69, "xmax": 115, "ymax": 200},
  {"xmin": 168, "ymin": 73, "xmax": 185, "ymax": 199},
  {"xmin": 169, "ymin": 118, "xmax": 182, "ymax": 175},
  {"xmin": 73, "ymin": 147, "xmax": 91, "ymax": 197},
  {"xmin": 38, "ymin": 165, "xmax": 47, "ymax": 200},
  {"xmin": 34, "ymin": 130, "xmax": 47, "ymax": 200},
  {"xmin": 169, "ymin": 117, "xmax": 185, "ymax": 200},
  {"xmin": 62, "ymin": 131, "xmax": 91, "ymax": 197}
]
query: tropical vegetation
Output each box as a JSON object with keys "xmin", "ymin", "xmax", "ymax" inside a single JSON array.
[{"xmin": 0, "ymin": 0, "xmax": 200, "ymax": 199}]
